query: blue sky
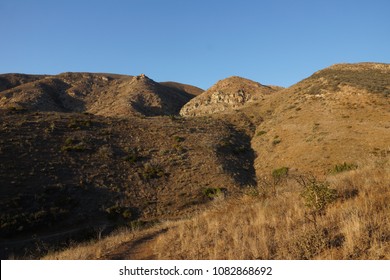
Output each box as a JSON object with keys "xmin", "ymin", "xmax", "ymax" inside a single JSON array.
[{"xmin": 1, "ymin": 0, "xmax": 389, "ymax": 89}]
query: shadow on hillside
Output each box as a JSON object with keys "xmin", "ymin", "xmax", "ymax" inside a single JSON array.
[
  {"xmin": 0, "ymin": 184, "xmax": 123, "ymax": 260},
  {"xmin": 216, "ymin": 127, "xmax": 257, "ymax": 187}
]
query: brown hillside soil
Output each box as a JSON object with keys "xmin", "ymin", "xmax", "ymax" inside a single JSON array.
[{"xmin": 0, "ymin": 109, "xmax": 255, "ymax": 259}]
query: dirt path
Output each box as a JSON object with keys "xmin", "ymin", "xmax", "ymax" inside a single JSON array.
[{"xmin": 100, "ymin": 228, "xmax": 168, "ymax": 260}]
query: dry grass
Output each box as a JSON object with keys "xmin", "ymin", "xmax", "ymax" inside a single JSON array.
[
  {"xmin": 154, "ymin": 159, "xmax": 390, "ymax": 259},
  {"xmin": 41, "ymin": 224, "xmax": 165, "ymax": 260},
  {"xmin": 41, "ymin": 159, "xmax": 389, "ymax": 260}
]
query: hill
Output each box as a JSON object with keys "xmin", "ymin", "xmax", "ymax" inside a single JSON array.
[
  {"xmin": 0, "ymin": 109, "xmax": 255, "ymax": 258},
  {"xmin": 250, "ymin": 62, "xmax": 390, "ymax": 176},
  {"xmin": 180, "ymin": 76, "xmax": 281, "ymax": 117},
  {"xmin": 0, "ymin": 73, "xmax": 200, "ymax": 117},
  {"xmin": 1, "ymin": 62, "xmax": 389, "ymax": 260},
  {"xmin": 0, "ymin": 73, "xmax": 47, "ymax": 92}
]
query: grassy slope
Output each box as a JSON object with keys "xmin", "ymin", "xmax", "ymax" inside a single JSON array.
[{"xmin": 43, "ymin": 158, "xmax": 389, "ymax": 260}]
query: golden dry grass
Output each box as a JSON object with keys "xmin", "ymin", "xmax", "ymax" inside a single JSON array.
[
  {"xmin": 41, "ymin": 224, "xmax": 167, "ymax": 260},
  {"xmin": 154, "ymin": 159, "xmax": 389, "ymax": 260},
  {"xmin": 42, "ymin": 159, "xmax": 389, "ymax": 260}
]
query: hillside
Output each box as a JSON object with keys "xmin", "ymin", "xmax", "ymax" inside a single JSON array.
[
  {"xmin": 0, "ymin": 73, "xmax": 201, "ymax": 117},
  {"xmin": 0, "ymin": 109, "xmax": 256, "ymax": 258},
  {"xmin": 180, "ymin": 76, "xmax": 280, "ymax": 117},
  {"xmin": 1, "ymin": 62, "xmax": 389, "ymax": 260},
  {"xmin": 250, "ymin": 62, "xmax": 390, "ymax": 177}
]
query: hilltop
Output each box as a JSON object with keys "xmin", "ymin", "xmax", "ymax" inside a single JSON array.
[
  {"xmin": 180, "ymin": 76, "xmax": 281, "ymax": 117},
  {"xmin": 0, "ymin": 73, "xmax": 202, "ymax": 117}
]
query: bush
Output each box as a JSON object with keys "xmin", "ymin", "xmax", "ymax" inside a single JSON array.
[
  {"xmin": 257, "ymin": 167, "xmax": 289, "ymax": 197},
  {"xmin": 141, "ymin": 163, "xmax": 164, "ymax": 180},
  {"xmin": 61, "ymin": 138, "xmax": 87, "ymax": 152},
  {"xmin": 105, "ymin": 205, "xmax": 134, "ymax": 221},
  {"xmin": 330, "ymin": 162, "xmax": 358, "ymax": 174},
  {"xmin": 123, "ymin": 147, "xmax": 140, "ymax": 163},
  {"xmin": 300, "ymin": 178, "xmax": 337, "ymax": 215},
  {"xmin": 203, "ymin": 188, "xmax": 225, "ymax": 199},
  {"xmin": 272, "ymin": 167, "xmax": 289, "ymax": 181},
  {"xmin": 173, "ymin": 136, "xmax": 185, "ymax": 143},
  {"xmin": 256, "ymin": 130, "xmax": 267, "ymax": 136}
]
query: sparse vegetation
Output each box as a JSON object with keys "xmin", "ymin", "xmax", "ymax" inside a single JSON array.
[
  {"xmin": 297, "ymin": 176, "xmax": 338, "ymax": 229},
  {"xmin": 272, "ymin": 167, "xmax": 289, "ymax": 181},
  {"xmin": 1, "ymin": 64, "xmax": 389, "ymax": 260},
  {"xmin": 330, "ymin": 162, "xmax": 358, "ymax": 174},
  {"xmin": 61, "ymin": 137, "xmax": 87, "ymax": 152},
  {"xmin": 202, "ymin": 187, "xmax": 225, "ymax": 199},
  {"xmin": 123, "ymin": 147, "xmax": 140, "ymax": 163},
  {"xmin": 105, "ymin": 204, "xmax": 135, "ymax": 221},
  {"xmin": 303, "ymin": 65, "xmax": 390, "ymax": 96},
  {"xmin": 173, "ymin": 135, "xmax": 185, "ymax": 143},
  {"xmin": 141, "ymin": 163, "xmax": 165, "ymax": 180},
  {"xmin": 256, "ymin": 130, "xmax": 267, "ymax": 136},
  {"xmin": 152, "ymin": 161, "xmax": 389, "ymax": 260}
]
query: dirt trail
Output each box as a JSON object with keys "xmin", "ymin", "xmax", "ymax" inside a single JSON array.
[{"xmin": 100, "ymin": 228, "xmax": 168, "ymax": 260}]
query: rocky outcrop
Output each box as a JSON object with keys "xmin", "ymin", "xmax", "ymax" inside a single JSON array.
[{"xmin": 180, "ymin": 76, "xmax": 280, "ymax": 117}]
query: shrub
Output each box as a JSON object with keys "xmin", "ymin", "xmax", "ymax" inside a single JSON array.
[
  {"xmin": 300, "ymin": 178, "xmax": 337, "ymax": 215},
  {"xmin": 257, "ymin": 167, "xmax": 289, "ymax": 197},
  {"xmin": 256, "ymin": 130, "xmax": 267, "ymax": 136},
  {"xmin": 203, "ymin": 187, "xmax": 224, "ymax": 199},
  {"xmin": 272, "ymin": 167, "xmax": 289, "ymax": 181},
  {"xmin": 233, "ymin": 145, "xmax": 247, "ymax": 154},
  {"xmin": 243, "ymin": 185, "xmax": 260, "ymax": 197},
  {"xmin": 105, "ymin": 205, "xmax": 134, "ymax": 221},
  {"xmin": 67, "ymin": 118, "xmax": 92, "ymax": 129},
  {"xmin": 173, "ymin": 136, "xmax": 185, "ymax": 143},
  {"xmin": 330, "ymin": 162, "xmax": 358, "ymax": 174},
  {"xmin": 141, "ymin": 163, "xmax": 164, "ymax": 180},
  {"xmin": 61, "ymin": 138, "xmax": 87, "ymax": 152},
  {"xmin": 123, "ymin": 148, "xmax": 139, "ymax": 163}
]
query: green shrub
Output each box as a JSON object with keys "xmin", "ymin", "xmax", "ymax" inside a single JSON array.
[
  {"xmin": 203, "ymin": 187, "xmax": 224, "ymax": 199},
  {"xmin": 272, "ymin": 167, "xmax": 289, "ymax": 180},
  {"xmin": 61, "ymin": 138, "xmax": 87, "ymax": 152},
  {"xmin": 256, "ymin": 130, "xmax": 267, "ymax": 136},
  {"xmin": 173, "ymin": 136, "xmax": 185, "ymax": 143},
  {"xmin": 68, "ymin": 118, "xmax": 91, "ymax": 129},
  {"xmin": 141, "ymin": 163, "xmax": 164, "ymax": 180},
  {"xmin": 330, "ymin": 162, "xmax": 358, "ymax": 174},
  {"xmin": 300, "ymin": 179, "xmax": 337, "ymax": 215},
  {"xmin": 244, "ymin": 185, "xmax": 260, "ymax": 197}
]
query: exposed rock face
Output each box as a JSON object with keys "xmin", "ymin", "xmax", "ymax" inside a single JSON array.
[{"xmin": 180, "ymin": 76, "xmax": 280, "ymax": 117}]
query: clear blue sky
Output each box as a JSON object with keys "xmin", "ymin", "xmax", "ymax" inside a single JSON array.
[{"xmin": 1, "ymin": 0, "xmax": 389, "ymax": 89}]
